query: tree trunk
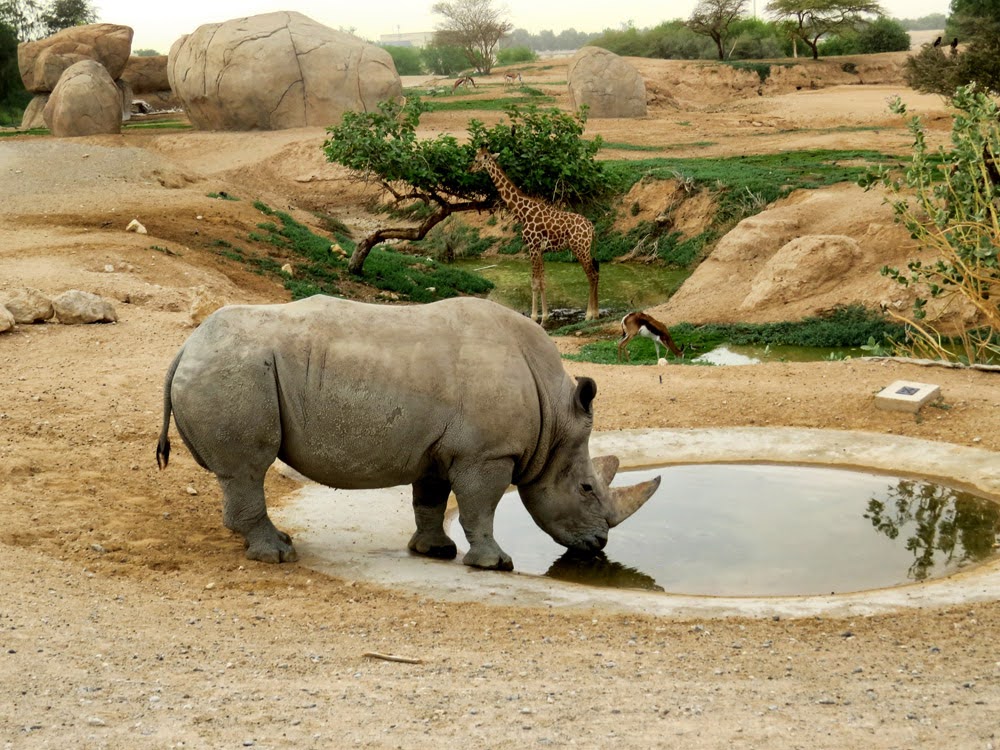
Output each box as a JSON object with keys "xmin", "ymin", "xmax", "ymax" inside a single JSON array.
[{"xmin": 347, "ymin": 200, "xmax": 487, "ymax": 275}]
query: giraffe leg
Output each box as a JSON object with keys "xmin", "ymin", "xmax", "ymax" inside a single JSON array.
[{"xmin": 530, "ymin": 249, "xmax": 547, "ymax": 323}]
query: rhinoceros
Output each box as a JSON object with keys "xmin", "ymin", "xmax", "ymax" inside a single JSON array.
[{"xmin": 156, "ymin": 295, "xmax": 659, "ymax": 570}]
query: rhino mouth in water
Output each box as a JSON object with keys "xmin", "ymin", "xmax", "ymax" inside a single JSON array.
[{"xmin": 156, "ymin": 295, "xmax": 658, "ymax": 571}]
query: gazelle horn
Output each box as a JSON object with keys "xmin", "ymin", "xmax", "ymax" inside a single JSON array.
[
  {"xmin": 591, "ymin": 455, "xmax": 620, "ymax": 488},
  {"xmin": 606, "ymin": 475, "xmax": 660, "ymax": 528}
]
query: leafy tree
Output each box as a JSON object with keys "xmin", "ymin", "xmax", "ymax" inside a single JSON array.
[
  {"xmin": 420, "ymin": 43, "xmax": 468, "ymax": 75},
  {"xmin": 765, "ymin": 0, "xmax": 885, "ymax": 59},
  {"xmin": 431, "ymin": 0, "xmax": 511, "ymax": 74},
  {"xmin": 0, "ymin": 0, "xmax": 42, "ymax": 40},
  {"xmin": 686, "ymin": 0, "xmax": 748, "ymax": 60},
  {"xmin": 861, "ymin": 86, "xmax": 1000, "ymax": 364},
  {"xmin": 133, "ymin": 48, "xmax": 161, "ymax": 57},
  {"xmin": 856, "ymin": 16, "xmax": 910, "ymax": 52},
  {"xmin": 727, "ymin": 16, "xmax": 788, "ymax": 58},
  {"xmin": 322, "ymin": 99, "xmax": 606, "ymax": 274},
  {"xmin": 381, "ymin": 45, "xmax": 424, "ymax": 75},
  {"xmin": 40, "ymin": 0, "xmax": 96, "ymax": 35}
]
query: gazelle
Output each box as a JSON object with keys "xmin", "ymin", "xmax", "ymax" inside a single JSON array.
[
  {"xmin": 617, "ymin": 311, "xmax": 683, "ymax": 362},
  {"xmin": 452, "ymin": 76, "xmax": 476, "ymax": 92},
  {"xmin": 503, "ymin": 72, "xmax": 523, "ymax": 89}
]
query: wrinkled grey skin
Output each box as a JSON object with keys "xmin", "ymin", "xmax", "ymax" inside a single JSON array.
[{"xmin": 156, "ymin": 296, "xmax": 657, "ymax": 570}]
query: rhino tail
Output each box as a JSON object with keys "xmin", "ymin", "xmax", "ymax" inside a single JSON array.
[{"xmin": 156, "ymin": 347, "xmax": 185, "ymax": 470}]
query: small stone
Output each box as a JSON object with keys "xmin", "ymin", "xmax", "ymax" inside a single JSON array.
[
  {"xmin": 126, "ymin": 219, "xmax": 147, "ymax": 234},
  {"xmin": 186, "ymin": 486, "xmax": 198, "ymax": 495},
  {"xmin": 205, "ymin": 582, "xmax": 215, "ymax": 590}
]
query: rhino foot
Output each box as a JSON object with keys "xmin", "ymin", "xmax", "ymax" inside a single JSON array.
[
  {"xmin": 463, "ymin": 545, "xmax": 513, "ymax": 571},
  {"xmin": 243, "ymin": 522, "xmax": 298, "ymax": 564},
  {"xmin": 408, "ymin": 531, "xmax": 458, "ymax": 559}
]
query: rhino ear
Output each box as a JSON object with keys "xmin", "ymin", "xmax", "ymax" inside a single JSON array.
[{"xmin": 574, "ymin": 377, "xmax": 597, "ymax": 415}]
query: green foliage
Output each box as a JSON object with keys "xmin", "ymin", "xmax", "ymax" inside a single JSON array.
[
  {"xmin": 727, "ymin": 16, "xmax": 789, "ymax": 58},
  {"xmin": 133, "ymin": 48, "xmax": 161, "ymax": 56},
  {"xmin": 40, "ymin": 0, "xmax": 96, "ymax": 35},
  {"xmin": 412, "ymin": 218, "xmax": 497, "ymax": 260},
  {"xmin": 324, "ymin": 96, "xmax": 608, "ymax": 209},
  {"xmin": 246, "ymin": 202, "xmax": 493, "ymax": 302},
  {"xmin": 496, "ymin": 45, "xmax": 536, "ymax": 65},
  {"xmin": 424, "ymin": 93, "xmax": 555, "ymax": 112},
  {"xmin": 567, "ymin": 305, "xmax": 903, "ymax": 364},
  {"xmin": 603, "ymin": 149, "xmax": 890, "ymax": 227},
  {"xmin": 420, "ymin": 43, "xmax": 468, "ymax": 75},
  {"xmin": 765, "ymin": 0, "xmax": 885, "ymax": 59},
  {"xmin": 381, "ymin": 45, "xmax": 425, "ymax": 75},
  {"xmin": 857, "ymin": 17, "xmax": 911, "ymax": 53},
  {"xmin": 723, "ymin": 61, "xmax": 773, "ymax": 83},
  {"xmin": 861, "ymin": 86, "xmax": 1000, "ymax": 364},
  {"xmin": 0, "ymin": 19, "xmax": 29, "ymax": 125}
]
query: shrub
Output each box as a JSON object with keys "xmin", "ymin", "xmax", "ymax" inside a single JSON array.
[
  {"xmin": 861, "ymin": 85, "xmax": 1000, "ymax": 364},
  {"xmin": 382, "ymin": 45, "xmax": 424, "ymax": 75}
]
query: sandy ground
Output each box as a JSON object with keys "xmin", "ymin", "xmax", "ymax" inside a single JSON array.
[{"xmin": 1, "ymin": 56, "xmax": 999, "ymax": 748}]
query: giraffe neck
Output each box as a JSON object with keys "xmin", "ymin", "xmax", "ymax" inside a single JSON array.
[{"xmin": 483, "ymin": 157, "xmax": 533, "ymax": 219}]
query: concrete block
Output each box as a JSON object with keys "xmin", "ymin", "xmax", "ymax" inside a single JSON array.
[{"xmin": 875, "ymin": 380, "xmax": 942, "ymax": 413}]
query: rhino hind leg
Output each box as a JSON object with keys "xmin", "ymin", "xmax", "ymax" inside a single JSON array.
[
  {"xmin": 408, "ymin": 475, "xmax": 458, "ymax": 559},
  {"xmin": 218, "ymin": 473, "xmax": 298, "ymax": 563},
  {"xmin": 453, "ymin": 458, "xmax": 515, "ymax": 571}
]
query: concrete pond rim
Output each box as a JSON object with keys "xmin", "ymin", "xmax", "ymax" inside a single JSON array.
[{"xmin": 276, "ymin": 427, "xmax": 1000, "ymax": 620}]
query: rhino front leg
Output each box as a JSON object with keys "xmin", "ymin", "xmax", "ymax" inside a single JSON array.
[
  {"xmin": 408, "ymin": 475, "xmax": 457, "ymax": 559},
  {"xmin": 452, "ymin": 459, "xmax": 514, "ymax": 571},
  {"xmin": 218, "ymin": 473, "xmax": 298, "ymax": 563}
]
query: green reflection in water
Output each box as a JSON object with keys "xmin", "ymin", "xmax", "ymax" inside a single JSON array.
[{"xmin": 449, "ymin": 465, "xmax": 1000, "ymax": 596}]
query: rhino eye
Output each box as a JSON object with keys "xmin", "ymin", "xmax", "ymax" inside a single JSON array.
[{"xmin": 581, "ymin": 483, "xmax": 594, "ymax": 494}]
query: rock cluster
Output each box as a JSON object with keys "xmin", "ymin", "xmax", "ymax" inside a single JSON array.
[
  {"xmin": 0, "ymin": 288, "xmax": 118, "ymax": 333},
  {"xmin": 17, "ymin": 23, "xmax": 133, "ymax": 135}
]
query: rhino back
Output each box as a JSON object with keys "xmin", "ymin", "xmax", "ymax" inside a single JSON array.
[{"xmin": 173, "ymin": 296, "xmax": 571, "ymax": 489}]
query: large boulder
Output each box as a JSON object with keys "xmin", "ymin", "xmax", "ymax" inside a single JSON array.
[
  {"xmin": 19, "ymin": 94, "xmax": 48, "ymax": 130},
  {"xmin": 567, "ymin": 46, "xmax": 647, "ymax": 118},
  {"xmin": 18, "ymin": 23, "xmax": 133, "ymax": 93},
  {"xmin": 43, "ymin": 59, "xmax": 122, "ymax": 136},
  {"xmin": 121, "ymin": 54, "xmax": 170, "ymax": 93},
  {"xmin": 167, "ymin": 11, "xmax": 402, "ymax": 131}
]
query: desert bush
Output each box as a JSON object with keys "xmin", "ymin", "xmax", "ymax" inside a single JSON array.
[
  {"xmin": 857, "ymin": 17, "xmax": 911, "ymax": 53},
  {"xmin": 861, "ymin": 85, "xmax": 1000, "ymax": 364},
  {"xmin": 420, "ymin": 44, "xmax": 468, "ymax": 76}
]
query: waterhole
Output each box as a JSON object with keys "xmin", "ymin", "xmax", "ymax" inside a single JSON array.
[{"xmin": 448, "ymin": 464, "xmax": 1000, "ymax": 596}]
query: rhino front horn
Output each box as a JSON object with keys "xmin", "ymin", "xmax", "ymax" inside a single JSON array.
[{"xmin": 606, "ymin": 475, "xmax": 660, "ymax": 527}]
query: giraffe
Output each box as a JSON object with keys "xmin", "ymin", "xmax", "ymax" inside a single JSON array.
[{"xmin": 472, "ymin": 148, "xmax": 599, "ymax": 323}]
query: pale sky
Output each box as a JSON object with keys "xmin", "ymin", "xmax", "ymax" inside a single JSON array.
[{"xmin": 94, "ymin": 0, "xmax": 952, "ymax": 55}]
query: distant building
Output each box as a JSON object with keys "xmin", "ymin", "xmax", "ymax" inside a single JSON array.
[{"xmin": 379, "ymin": 31, "xmax": 435, "ymax": 48}]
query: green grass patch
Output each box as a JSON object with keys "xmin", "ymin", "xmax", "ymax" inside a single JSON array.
[
  {"xmin": 0, "ymin": 127, "xmax": 47, "ymax": 137},
  {"xmin": 600, "ymin": 142, "xmax": 665, "ymax": 152},
  {"xmin": 207, "ymin": 192, "xmax": 239, "ymax": 201},
  {"xmin": 245, "ymin": 202, "xmax": 494, "ymax": 302},
  {"xmin": 123, "ymin": 120, "xmax": 192, "ymax": 130},
  {"xmin": 602, "ymin": 150, "xmax": 894, "ymax": 227},
  {"xmin": 424, "ymin": 95, "xmax": 556, "ymax": 112},
  {"xmin": 566, "ymin": 305, "xmax": 905, "ymax": 365}
]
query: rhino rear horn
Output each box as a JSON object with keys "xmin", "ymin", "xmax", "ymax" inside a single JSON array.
[{"xmin": 606, "ymin": 475, "xmax": 660, "ymax": 528}]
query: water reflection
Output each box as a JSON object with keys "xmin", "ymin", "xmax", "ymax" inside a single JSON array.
[
  {"xmin": 865, "ymin": 479, "xmax": 1000, "ymax": 581},
  {"xmin": 545, "ymin": 550, "xmax": 664, "ymax": 592},
  {"xmin": 449, "ymin": 465, "xmax": 1000, "ymax": 596}
]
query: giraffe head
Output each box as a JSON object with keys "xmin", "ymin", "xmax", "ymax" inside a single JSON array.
[{"xmin": 470, "ymin": 147, "xmax": 493, "ymax": 174}]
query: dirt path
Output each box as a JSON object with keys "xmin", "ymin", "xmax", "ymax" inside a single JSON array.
[{"xmin": 1, "ymin": 59, "xmax": 998, "ymax": 748}]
